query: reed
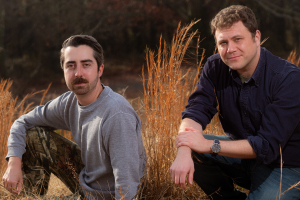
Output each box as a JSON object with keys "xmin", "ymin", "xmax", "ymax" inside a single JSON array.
[
  {"xmin": 0, "ymin": 80, "xmax": 53, "ymax": 199},
  {"xmin": 136, "ymin": 20, "xmax": 221, "ymax": 199},
  {"xmin": 287, "ymin": 49, "xmax": 300, "ymax": 67},
  {"xmin": 0, "ymin": 79, "xmax": 38, "ymax": 169}
]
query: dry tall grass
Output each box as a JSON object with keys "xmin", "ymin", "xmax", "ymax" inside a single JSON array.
[
  {"xmin": 0, "ymin": 79, "xmax": 37, "ymax": 169},
  {"xmin": 135, "ymin": 20, "xmax": 221, "ymax": 199},
  {"xmin": 287, "ymin": 49, "xmax": 300, "ymax": 67},
  {"xmin": 0, "ymin": 79, "xmax": 35, "ymax": 199},
  {"xmin": 0, "ymin": 81, "xmax": 64, "ymax": 199}
]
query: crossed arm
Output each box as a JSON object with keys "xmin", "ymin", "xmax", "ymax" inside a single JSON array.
[{"xmin": 170, "ymin": 118, "xmax": 256, "ymax": 190}]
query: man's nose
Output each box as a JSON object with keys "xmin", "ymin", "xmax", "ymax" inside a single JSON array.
[
  {"xmin": 75, "ymin": 66, "xmax": 82, "ymax": 77},
  {"xmin": 227, "ymin": 42, "xmax": 236, "ymax": 53}
]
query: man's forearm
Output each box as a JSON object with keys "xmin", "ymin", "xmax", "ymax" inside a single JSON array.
[
  {"xmin": 179, "ymin": 118, "xmax": 203, "ymax": 132},
  {"xmin": 177, "ymin": 118, "xmax": 257, "ymax": 159},
  {"xmin": 218, "ymin": 139, "xmax": 256, "ymax": 158}
]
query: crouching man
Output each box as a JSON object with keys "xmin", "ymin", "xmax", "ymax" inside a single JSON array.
[
  {"xmin": 171, "ymin": 5, "xmax": 300, "ymax": 200},
  {"xmin": 3, "ymin": 35, "xmax": 146, "ymax": 199}
]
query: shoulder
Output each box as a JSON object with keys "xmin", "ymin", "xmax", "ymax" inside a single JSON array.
[
  {"xmin": 47, "ymin": 91, "xmax": 76, "ymax": 107},
  {"xmin": 262, "ymin": 48, "xmax": 300, "ymax": 92},
  {"xmin": 100, "ymin": 87, "xmax": 141, "ymax": 134},
  {"xmin": 206, "ymin": 53, "xmax": 223, "ymax": 67},
  {"xmin": 204, "ymin": 53, "xmax": 228, "ymax": 73},
  {"xmin": 264, "ymin": 48, "xmax": 300, "ymax": 75},
  {"xmin": 201, "ymin": 53, "xmax": 230, "ymax": 83},
  {"xmin": 102, "ymin": 86, "xmax": 139, "ymax": 119},
  {"xmin": 207, "ymin": 53, "xmax": 222, "ymax": 62}
]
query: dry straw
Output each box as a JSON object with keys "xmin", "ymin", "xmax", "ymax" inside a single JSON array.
[
  {"xmin": 0, "ymin": 80, "xmax": 50, "ymax": 199},
  {"xmin": 136, "ymin": 20, "xmax": 215, "ymax": 199}
]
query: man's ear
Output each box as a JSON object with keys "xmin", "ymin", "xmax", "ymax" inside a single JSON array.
[
  {"xmin": 98, "ymin": 64, "xmax": 104, "ymax": 78},
  {"xmin": 255, "ymin": 30, "xmax": 261, "ymax": 46}
]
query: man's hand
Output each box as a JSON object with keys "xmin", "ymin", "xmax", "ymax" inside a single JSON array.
[
  {"xmin": 2, "ymin": 157, "xmax": 23, "ymax": 194},
  {"xmin": 170, "ymin": 146, "xmax": 194, "ymax": 190},
  {"xmin": 176, "ymin": 127, "xmax": 212, "ymax": 153}
]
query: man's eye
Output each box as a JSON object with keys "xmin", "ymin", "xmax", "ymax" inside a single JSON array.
[
  {"xmin": 84, "ymin": 63, "xmax": 91, "ymax": 67},
  {"xmin": 67, "ymin": 64, "xmax": 74, "ymax": 68}
]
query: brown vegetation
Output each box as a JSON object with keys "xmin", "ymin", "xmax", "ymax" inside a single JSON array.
[{"xmin": 135, "ymin": 20, "xmax": 223, "ymax": 199}]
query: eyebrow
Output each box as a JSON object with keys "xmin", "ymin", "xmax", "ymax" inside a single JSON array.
[
  {"xmin": 65, "ymin": 61, "xmax": 76, "ymax": 65},
  {"xmin": 231, "ymin": 35, "xmax": 243, "ymax": 39},
  {"xmin": 81, "ymin": 59, "xmax": 93, "ymax": 63},
  {"xmin": 217, "ymin": 35, "xmax": 243, "ymax": 44},
  {"xmin": 65, "ymin": 59, "xmax": 93, "ymax": 65}
]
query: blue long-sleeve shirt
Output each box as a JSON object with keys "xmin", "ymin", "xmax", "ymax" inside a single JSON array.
[{"xmin": 182, "ymin": 47, "xmax": 300, "ymax": 167}]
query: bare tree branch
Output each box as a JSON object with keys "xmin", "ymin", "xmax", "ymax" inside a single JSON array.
[{"xmin": 254, "ymin": 0, "xmax": 300, "ymax": 23}]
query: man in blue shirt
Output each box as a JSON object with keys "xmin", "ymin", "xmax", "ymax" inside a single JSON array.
[{"xmin": 170, "ymin": 5, "xmax": 300, "ymax": 200}]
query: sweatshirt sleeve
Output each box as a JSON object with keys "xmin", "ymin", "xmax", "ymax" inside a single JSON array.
[
  {"xmin": 102, "ymin": 112, "xmax": 142, "ymax": 200},
  {"xmin": 6, "ymin": 93, "xmax": 70, "ymax": 160}
]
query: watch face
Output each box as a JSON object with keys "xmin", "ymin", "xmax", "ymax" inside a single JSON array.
[{"xmin": 211, "ymin": 143, "xmax": 221, "ymax": 153}]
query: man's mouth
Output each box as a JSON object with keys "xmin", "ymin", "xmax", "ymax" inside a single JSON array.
[{"xmin": 228, "ymin": 55, "xmax": 241, "ymax": 60}]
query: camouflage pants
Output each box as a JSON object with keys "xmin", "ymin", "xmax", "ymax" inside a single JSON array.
[{"xmin": 22, "ymin": 126, "xmax": 85, "ymax": 198}]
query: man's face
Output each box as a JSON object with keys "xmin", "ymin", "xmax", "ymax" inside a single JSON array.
[
  {"xmin": 215, "ymin": 21, "xmax": 261, "ymax": 77},
  {"xmin": 63, "ymin": 45, "xmax": 103, "ymax": 96}
]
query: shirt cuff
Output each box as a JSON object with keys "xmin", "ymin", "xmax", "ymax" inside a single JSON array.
[
  {"xmin": 5, "ymin": 146, "xmax": 24, "ymax": 161},
  {"xmin": 247, "ymin": 135, "xmax": 270, "ymax": 165}
]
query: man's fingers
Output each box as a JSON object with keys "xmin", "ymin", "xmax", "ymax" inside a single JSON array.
[
  {"xmin": 2, "ymin": 179, "xmax": 6, "ymax": 188},
  {"xmin": 179, "ymin": 170, "xmax": 187, "ymax": 190},
  {"xmin": 170, "ymin": 167, "xmax": 175, "ymax": 183},
  {"xmin": 10, "ymin": 181, "xmax": 17, "ymax": 193},
  {"xmin": 174, "ymin": 172, "xmax": 179, "ymax": 185},
  {"xmin": 177, "ymin": 141, "xmax": 190, "ymax": 149},
  {"xmin": 188, "ymin": 168, "xmax": 194, "ymax": 185},
  {"xmin": 17, "ymin": 181, "xmax": 23, "ymax": 194}
]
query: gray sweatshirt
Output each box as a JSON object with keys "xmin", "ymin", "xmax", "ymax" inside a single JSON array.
[{"xmin": 6, "ymin": 85, "xmax": 146, "ymax": 199}]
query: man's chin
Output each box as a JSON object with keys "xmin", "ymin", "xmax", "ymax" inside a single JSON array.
[{"xmin": 71, "ymin": 87, "xmax": 89, "ymax": 95}]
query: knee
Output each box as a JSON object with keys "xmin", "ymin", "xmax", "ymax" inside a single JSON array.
[
  {"xmin": 26, "ymin": 127, "xmax": 39, "ymax": 143},
  {"xmin": 192, "ymin": 151, "xmax": 215, "ymax": 166},
  {"xmin": 26, "ymin": 126, "xmax": 55, "ymax": 142}
]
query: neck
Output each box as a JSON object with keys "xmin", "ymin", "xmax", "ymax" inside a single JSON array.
[
  {"xmin": 77, "ymin": 81, "xmax": 103, "ymax": 106},
  {"xmin": 238, "ymin": 47, "xmax": 261, "ymax": 77}
]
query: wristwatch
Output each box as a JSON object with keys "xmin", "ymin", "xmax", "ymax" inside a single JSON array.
[{"xmin": 211, "ymin": 140, "xmax": 221, "ymax": 157}]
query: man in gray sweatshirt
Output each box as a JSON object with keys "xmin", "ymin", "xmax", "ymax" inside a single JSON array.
[{"xmin": 2, "ymin": 35, "xmax": 146, "ymax": 199}]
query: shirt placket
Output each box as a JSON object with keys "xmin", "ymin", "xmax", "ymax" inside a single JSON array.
[{"xmin": 239, "ymin": 83, "xmax": 252, "ymax": 135}]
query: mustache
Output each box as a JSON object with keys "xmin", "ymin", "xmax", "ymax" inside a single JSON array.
[{"xmin": 72, "ymin": 77, "xmax": 89, "ymax": 85}]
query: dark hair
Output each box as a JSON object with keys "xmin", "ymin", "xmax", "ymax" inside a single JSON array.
[
  {"xmin": 210, "ymin": 5, "xmax": 258, "ymax": 38},
  {"xmin": 60, "ymin": 35, "xmax": 104, "ymax": 69}
]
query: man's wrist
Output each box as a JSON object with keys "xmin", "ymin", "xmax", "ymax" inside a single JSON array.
[
  {"xmin": 8, "ymin": 156, "xmax": 22, "ymax": 166},
  {"xmin": 211, "ymin": 140, "xmax": 221, "ymax": 156},
  {"xmin": 177, "ymin": 146, "xmax": 192, "ymax": 155}
]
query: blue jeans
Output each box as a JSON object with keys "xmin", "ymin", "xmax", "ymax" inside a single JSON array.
[{"xmin": 192, "ymin": 135, "xmax": 300, "ymax": 200}]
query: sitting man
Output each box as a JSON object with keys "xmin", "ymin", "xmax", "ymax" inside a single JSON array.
[
  {"xmin": 3, "ymin": 35, "xmax": 146, "ymax": 199},
  {"xmin": 171, "ymin": 5, "xmax": 300, "ymax": 200}
]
